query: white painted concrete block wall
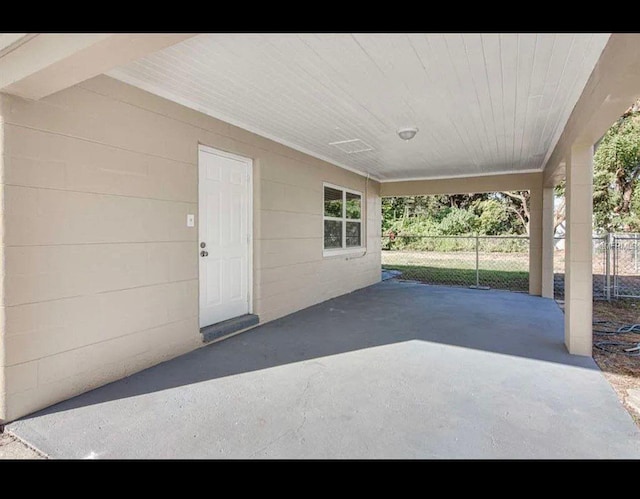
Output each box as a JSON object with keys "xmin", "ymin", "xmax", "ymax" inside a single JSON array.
[{"xmin": 0, "ymin": 75, "xmax": 381, "ymax": 422}]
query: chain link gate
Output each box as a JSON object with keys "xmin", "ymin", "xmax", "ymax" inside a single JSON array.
[
  {"xmin": 554, "ymin": 233, "xmax": 640, "ymax": 300},
  {"xmin": 612, "ymin": 233, "xmax": 640, "ymax": 299}
]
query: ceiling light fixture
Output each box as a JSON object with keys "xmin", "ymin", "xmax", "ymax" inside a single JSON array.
[{"xmin": 397, "ymin": 127, "xmax": 419, "ymax": 141}]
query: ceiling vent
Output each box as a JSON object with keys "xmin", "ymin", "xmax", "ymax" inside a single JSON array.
[{"xmin": 329, "ymin": 139, "xmax": 374, "ymax": 154}]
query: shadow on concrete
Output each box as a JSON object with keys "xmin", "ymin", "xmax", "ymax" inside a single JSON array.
[{"xmin": 18, "ymin": 280, "xmax": 595, "ymax": 420}]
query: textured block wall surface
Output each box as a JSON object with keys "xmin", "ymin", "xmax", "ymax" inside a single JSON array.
[{"xmin": 0, "ymin": 75, "xmax": 381, "ymax": 421}]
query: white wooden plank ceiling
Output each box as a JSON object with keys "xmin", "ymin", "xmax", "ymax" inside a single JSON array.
[
  {"xmin": 108, "ymin": 33, "xmax": 610, "ymax": 181},
  {"xmin": 0, "ymin": 33, "xmax": 28, "ymax": 54}
]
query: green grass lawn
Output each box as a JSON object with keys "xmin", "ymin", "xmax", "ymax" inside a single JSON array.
[{"xmin": 382, "ymin": 264, "xmax": 530, "ymax": 292}]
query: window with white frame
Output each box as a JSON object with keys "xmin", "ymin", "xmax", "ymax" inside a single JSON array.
[{"xmin": 323, "ymin": 183, "xmax": 363, "ymax": 252}]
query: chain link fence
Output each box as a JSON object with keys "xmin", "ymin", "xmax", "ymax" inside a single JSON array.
[
  {"xmin": 381, "ymin": 235, "xmax": 529, "ymax": 292},
  {"xmin": 381, "ymin": 233, "xmax": 640, "ymax": 300}
]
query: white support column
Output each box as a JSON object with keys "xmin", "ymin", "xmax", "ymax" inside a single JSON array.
[
  {"xmin": 565, "ymin": 143, "xmax": 594, "ymax": 356},
  {"xmin": 541, "ymin": 187, "xmax": 556, "ymax": 298},
  {"xmin": 529, "ymin": 185, "xmax": 543, "ymax": 296}
]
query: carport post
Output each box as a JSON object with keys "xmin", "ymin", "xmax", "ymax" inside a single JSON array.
[
  {"xmin": 564, "ymin": 142, "xmax": 594, "ymax": 356},
  {"xmin": 541, "ymin": 186, "xmax": 555, "ymax": 298},
  {"xmin": 529, "ymin": 182, "xmax": 544, "ymax": 296}
]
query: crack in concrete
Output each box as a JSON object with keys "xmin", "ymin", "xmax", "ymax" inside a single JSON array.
[
  {"xmin": 250, "ymin": 367, "xmax": 324, "ymax": 457},
  {"xmin": 293, "ymin": 375, "xmax": 314, "ymax": 437},
  {"xmin": 249, "ymin": 429, "xmax": 295, "ymax": 458}
]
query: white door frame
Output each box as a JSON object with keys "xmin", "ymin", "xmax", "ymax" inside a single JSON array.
[{"xmin": 197, "ymin": 144, "xmax": 253, "ymax": 325}]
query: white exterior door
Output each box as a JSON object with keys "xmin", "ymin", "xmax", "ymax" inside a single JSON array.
[{"xmin": 198, "ymin": 146, "xmax": 252, "ymax": 328}]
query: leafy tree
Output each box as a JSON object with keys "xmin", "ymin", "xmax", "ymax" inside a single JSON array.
[
  {"xmin": 438, "ymin": 207, "xmax": 478, "ymax": 235},
  {"xmin": 497, "ymin": 191, "xmax": 531, "ymax": 235},
  {"xmin": 593, "ymin": 100, "xmax": 640, "ymax": 232},
  {"xmin": 381, "ymin": 197, "xmax": 407, "ymax": 232},
  {"xmin": 445, "ymin": 193, "xmax": 488, "ymax": 210},
  {"xmin": 382, "ymin": 190, "xmax": 532, "ymax": 236},
  {"xmin": 473, "ymin": 198, "xmax": 510, "ymax": 235},
  {"xmin": 553, "ymin": 182, "xmax": 566, "ymax": 234}
]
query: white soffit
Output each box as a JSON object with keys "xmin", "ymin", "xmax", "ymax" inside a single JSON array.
[
  {"xmin": 0, "ymin": 33, "xmax": 29, "ymax": 55},
  {"xmin": 108, "ymin": 33, "xmax": 610, "ymax": 181}
]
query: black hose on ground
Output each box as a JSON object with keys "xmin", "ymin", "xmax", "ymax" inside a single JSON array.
[
  {"xmin": 593, "ymin": 341, "xmax": 640, "ymax": 356},
  {"xmin": 592, "ymin": 320, "xmax": 640, "ymax": 335},
  {"xmin": 592, "ymin": 320, "xmax": 640, "ymax": 356}
]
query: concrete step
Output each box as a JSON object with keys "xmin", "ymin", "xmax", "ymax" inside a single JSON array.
[{"xmin": 201, "ymin": 314, "xmax": 259, "ymax": 343}]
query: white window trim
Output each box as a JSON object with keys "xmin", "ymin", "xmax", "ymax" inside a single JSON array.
[{"xmin": 322, "ymin": 182, "xmax": 366, "ymax": 257}]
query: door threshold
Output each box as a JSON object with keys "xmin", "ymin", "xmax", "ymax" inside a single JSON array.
[{"xmin": 200, "ymin": 314, "xmax": 260, "ymax": 343}]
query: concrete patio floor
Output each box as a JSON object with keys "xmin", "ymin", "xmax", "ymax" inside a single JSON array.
[{"xmin": 8, "ymin": 280, "xmax": 640, "ymax": 459}]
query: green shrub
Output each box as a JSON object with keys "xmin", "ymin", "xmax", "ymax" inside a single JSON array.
[{"xmin": 382, "ymin": 235, "xmax": 528, "ymax": 253}]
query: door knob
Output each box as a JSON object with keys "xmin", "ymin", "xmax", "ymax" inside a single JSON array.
[{"xmin": 200, "ymin": 251, "xmax": 208, "ymax": 257}]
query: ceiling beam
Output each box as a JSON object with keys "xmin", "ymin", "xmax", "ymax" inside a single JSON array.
[
  {"xmin": 380, "ymin": 172, "xmax": 542, "ymax": 197},
  {"xmin": 543, "ymin": 34, "xmax": 640, "ymax": 187},
  {"xmin": 0, "ymin": 33, "xmax": 195, "ymax": 100}
]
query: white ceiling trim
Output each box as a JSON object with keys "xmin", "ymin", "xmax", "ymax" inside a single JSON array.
[
  {"xmin": 109, "ymin": 70, "xmax": 384, "ymax": 182},
  {"xmin": 379, "ymin": 167, "xmax": 542, "ymax": 183}
]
